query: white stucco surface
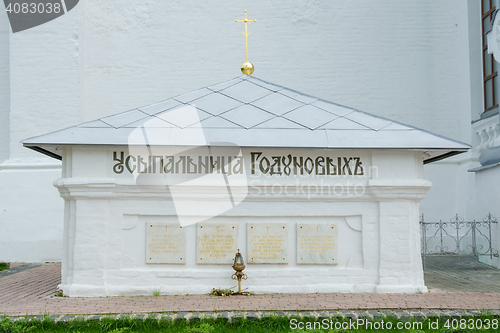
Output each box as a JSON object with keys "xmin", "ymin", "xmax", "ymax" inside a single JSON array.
[
  {"xmin": 0, "ymin": 161, "xmax": 63, "ymax": 262},
  {"xmin": 475, "ymin": 165, "xmax": 500, "ymax": 269},
  {"xmin": 0, "ymin": 11, "xmax": 9, "ymax": 163}
]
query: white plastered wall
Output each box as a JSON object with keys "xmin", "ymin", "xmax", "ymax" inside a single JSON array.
[
  {"xmin": 475, "ymin": 166, "xmax": 500, "ymax": 269},
  {"xmin": 0, "ymin": 0, "xmax": 476, "ymax": 262},
  {"xmin": 420, "ymin": 0, "xmax": 482, "ymax": 222},
  {"xmin": 0, "ymin": 6, "xmax": 79, "ymax": 262}
]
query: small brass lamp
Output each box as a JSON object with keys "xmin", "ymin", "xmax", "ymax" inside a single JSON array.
[{"xmin": 231, "ymin": 249, "xmax": 248, "ymax": 293}]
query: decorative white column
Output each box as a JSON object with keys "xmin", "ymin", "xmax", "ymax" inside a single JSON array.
[{"xmin": 369, "ymin": 179, "xmax": 430, "ymax": 293}]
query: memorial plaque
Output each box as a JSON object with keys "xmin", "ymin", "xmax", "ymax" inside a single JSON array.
[
  {"xmin": 197, "ymin": 223, "xmax": 238, "ymax": 264},
  {"xmin": 247, "ymin": 223, "xmax": 288, "ymax": 264},
  {"xmin": 146, "ymin": 223, "xmax": 186, "ymax": 264},
  {"xmin": 297, "ymin": 223, "xmax": 338, "ymax": 264}
]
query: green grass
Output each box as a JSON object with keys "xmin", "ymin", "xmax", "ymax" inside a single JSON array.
[
  {"xmin": 0, "ymin": 263, "xmax": 9, "ymax": 271},
  {"xmin": 0, "ymin": 314, "xmax": 499, "ymax": 332}
]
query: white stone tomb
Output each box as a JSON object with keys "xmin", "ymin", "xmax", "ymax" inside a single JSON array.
[{"xmin": 23, "ymin": 76, "xmax": 470, "ymax": 296}]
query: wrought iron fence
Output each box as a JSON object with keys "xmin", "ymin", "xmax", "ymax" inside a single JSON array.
[{"xmin": 420, "ymin": 213, "xmax": 499, "ymax": 260}]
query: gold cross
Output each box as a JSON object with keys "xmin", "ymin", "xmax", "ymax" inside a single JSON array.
[
  {"xmin": 164, "ymin": 225, "xmax": 168, "ymax": 233},
  {"xmin": 266, "ymin": 226, "xmax": 270, "ymax": 233},
  {"xmin": 235, "ymin": 10, "xmax": 256, "ymax": 63},
  {"xmin": 316, "ymin": 226, "xmax": 319, "ymax": 233},
  {"xmin": 216, "ymin": 226, "xmax": 220, "ymax": 234}
]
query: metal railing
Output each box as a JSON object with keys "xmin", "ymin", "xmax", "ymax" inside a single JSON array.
[{"xmin": 420, "ymin": 214, "xmax": 499, "ymax": 260}]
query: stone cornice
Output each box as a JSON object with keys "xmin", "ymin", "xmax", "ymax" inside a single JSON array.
[{"xmin": 54, "ymin": 178, "xmax": 431, "ymax": 202}]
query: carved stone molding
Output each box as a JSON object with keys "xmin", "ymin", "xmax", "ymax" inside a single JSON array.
[{"xmin": 473, "ymin": 116, "xmax": 500, "ymax": 153}]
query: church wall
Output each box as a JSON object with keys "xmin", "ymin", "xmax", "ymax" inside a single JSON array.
[
  {"xmin": 0, "ymin": 164, "xmax": 62, "ymax": 262},
  {"xmin": 0, "ymin": 0, "xmax": 476, "ymax": 263},
  {"xmin": 420, "ymin": 157, "xmax": 478, "ymax": 222},
  {"xmin": 0, "ymin": 7, "xmax": 79, "ymax": 262},
  {"xmin": 5, "ymin": 0, "xmax": 468, "ymax": 159},
  {"xmin": 0, "ymin": 11, "xmax": 9, "ymax": 164},
  {"xmin": 420, "ymin": 0, "xmax": 482, "ymax": 222},
  {"xmin": 475, "ymin": 166, "xmax": 500, "ymax": 268}
]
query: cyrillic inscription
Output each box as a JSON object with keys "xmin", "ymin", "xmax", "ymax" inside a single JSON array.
[
  {"xmin": 197, "ymin": 223, "xmax": 238, "ymax": 264},
  {"xmin": 112, "ymin": 152, "xmax": 243, "ymax": 175},
  {"xmin": 297, "ymin": 223, "xmax": 338, "ymax": 264},
  {"xmin": 111, "ymin": 151, "xmax": 365, "ymax": 177},
  {"xmin": 146, "ymin": 223, "xmax": 186, "ymax": 264},
  {"xmin": 250, "ymin": 152, "xmax": 364, "ymax": 176},
  {"xmin": 247, "ymin": 223, "xmax": 288, "ymax": 264}
]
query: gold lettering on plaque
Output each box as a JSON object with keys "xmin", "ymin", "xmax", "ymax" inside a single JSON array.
[
  {"xmin": 247, "ymin": 223, "xmax": 288, "ymax": 264},
  {"xmin": 146, "ymin": 223, "xmax": 185, "ymax": 264},
  {"xmin": 297, "ymin": 223, "xmax": 338, "ymax": 264},
  {"xmin": 197, "ymin": 223, "xmax": 238, "ymax": 264}
]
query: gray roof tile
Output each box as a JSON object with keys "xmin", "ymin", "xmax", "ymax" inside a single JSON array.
[
  {"xmin": 318, "ymin": 117, "xmax": 371, "ymax": 130},
  {"xmin": 220, "ymin": 104, "xmax": 275, "ymax": 129},
  {"xmin": 122, "ymin": 116, "xmax": 177, "ymax": 128},
  {"xmin": 246, "ymin": 76, "xmax": 283, "ymax": 92},
  {"xmin": 189, "ymin": 92, "xmax": 242, "ymax": 115},
  {"xmin": 380, "ymin": 122, "xmax": 413, "ymax": 130},
  {"xmin": 219, "ymin": 80, "xmax": 272, "ymax": 104},
  {"xmin": 138, "ymin": 99, "xmax": 181, "ymax": 115},
  {"xmin": 311, "ymin": 100, "xmax": 354, "ymax": 117},
  {"xmin": 155, "ymin": 107, "xmax": 212, "ymax": 128},
  {"xmin": 100, "ymin": 109, "xmax": 149, "ymax": 128},
  {"xmin": 344, "ymin": 112, "xmax": 393, "ymax": 131},
  {"xmin": 206, "ymin": 78, "xmax": 241, "ymax": 92},
  {"xmin": 174, "ymin": 88, "xmax": 212, "ymax": 103},
  {"xmin": 187, "ymin": 116, "xmax": 242, "ymax": 128},
  {"xmin": 77, "ymin": 120, "xmax": 113, "ymax": 128},
  {"xmin": 278, "ymin": 89, "xmax": 317, "ymax": 104},
  {"xmin": 282, "ymin": 105, "xmax": 339, "ymax": 130},
  {"xmin": 253, "ymin": 116, "xmax": 308, "ymax": 129},
  {"xmin": 251, "ymin": 93, "xmax": 304, "ymax": 116}
]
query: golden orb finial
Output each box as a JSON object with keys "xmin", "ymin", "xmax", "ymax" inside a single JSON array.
[
  {"xmin": 235, "ymin": 10, "xmax": 257, "ymax": 75},
  {"xmin": 241, "ymin": 61, "xmax": 254, "ymax": 75}
]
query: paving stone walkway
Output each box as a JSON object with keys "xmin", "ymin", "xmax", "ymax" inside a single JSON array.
[
  {"xmin": 0, "ymin": 263, "xmax": 42, "ymax": 278},
  {"xmin": 0, "ymin": 257, "xmax": 499, "ymax": 318}
]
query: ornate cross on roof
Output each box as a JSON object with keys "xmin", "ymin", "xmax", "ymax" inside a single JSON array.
[{"xmin": 235, "ymin": 10, "xmax": 257, "ymax": 75}]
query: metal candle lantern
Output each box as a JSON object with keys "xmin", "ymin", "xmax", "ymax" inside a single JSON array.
[{"xmin": 231, "ymin": 249, "xmax": 248, "ymax": 293}]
